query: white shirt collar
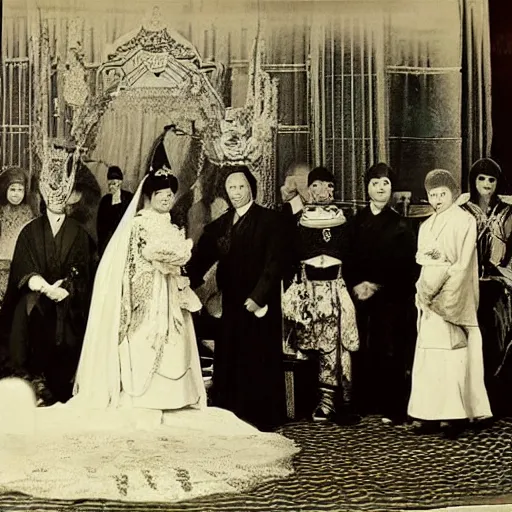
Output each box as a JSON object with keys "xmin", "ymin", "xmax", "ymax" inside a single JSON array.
[
  {"xmin": 236, "ymin": 200, "xmax": 254, "ymax": 218},
  {"xmin": 46, "ymin": 210, "xmax": 66, "ymax": 237}
]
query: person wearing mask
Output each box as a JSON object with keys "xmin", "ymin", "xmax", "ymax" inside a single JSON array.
[{"xmin": 187, "ymin": 165, "xmax": 287, "ymax": 431}]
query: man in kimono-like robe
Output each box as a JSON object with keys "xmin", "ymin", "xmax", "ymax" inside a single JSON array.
[
  {"xmin": 187, "ymin": 165, "xmax": 287, "ymax": 431},
  {"xmin": 0, "ymin": 154, "xmax": 96, "ymax": 404},
  {"xmin": 408, "ymin": 169, "xmax": 492, "ymax": 438}
]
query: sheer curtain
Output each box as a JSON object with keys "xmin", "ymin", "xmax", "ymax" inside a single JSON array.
[{"xmin": 310, "ymin": 7, "xmax": 387, "ymax": 203}]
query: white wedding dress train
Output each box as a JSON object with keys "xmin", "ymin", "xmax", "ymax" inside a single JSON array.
[{"xmin": 0, "ymin": 178, "xmax": 298, "ymax": 503}]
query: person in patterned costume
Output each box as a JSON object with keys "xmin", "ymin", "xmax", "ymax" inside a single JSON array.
[{"xmin": 282, "ymin": 166, "xmax": 360, "ymax": 424}]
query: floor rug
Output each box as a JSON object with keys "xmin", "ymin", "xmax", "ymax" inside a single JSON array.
[{"xmin": 2, "ymin": 416, "xmax": 512, "ymax": 511}]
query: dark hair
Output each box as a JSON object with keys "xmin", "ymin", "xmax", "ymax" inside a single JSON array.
[
  {"xmin": 223, "ymin": 165, "xmax": 258, "ymax": 199},
  {"xmin": 365, "ymin": 162, "xmax": 396, "ymax": 190},
  {"xmin": 469, "ymin": 158, "xmax": 504, "ymax": 205},
  {"xmin": 141, "ymin": 171, "xmax": 178, "ymax": 199}
]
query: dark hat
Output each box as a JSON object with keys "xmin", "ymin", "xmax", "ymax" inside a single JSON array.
[
  {"xmin": 307, "ymin": 166, "xmax": 335, "ymax": 187},
  {"xmin": 223, "ymin": 165, "xmax": 258, "ymax": 199},
  {"xmin": 469, "ymin": 158, "xmax": 504, "ymax": 202},
  {"xmin": 365, "ymin": 162, "xmax": 396, "ymax": 188},
  {"xmin": 424, "ymin": 169, "xmax": 459, "ymax": 196},
  {"xmin": 1, "ymin": 166, "xmax": 27, "ymax": 187},
  {"xmin": 107, "ymin": 165, "xmax": 123, "ymax": 180}
]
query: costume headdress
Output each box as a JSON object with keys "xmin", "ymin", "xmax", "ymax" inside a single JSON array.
[
  {"xmin": 307, "ymin": 167, "xmax": 335, "ymax": 187},
  {"xmin": 424, "ymin": 169, "xmax": 459, "ymax": 196},
  {"xmin": 39, "ymin": 139, "xmax": 80, "ymax": 208}
]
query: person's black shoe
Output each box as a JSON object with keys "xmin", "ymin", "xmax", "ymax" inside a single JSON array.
[
  {"xmin": 312, "ymin": 386, "xmax": 337, "ymax": 423},
  {"xmin": 471, "ymin": 417, "xmax": 496, "ymax": 431},
  {"xmin": 312, "ymin": 403, "xmax": 334, "ymax": 423},
  {"xmin": 412, "ymin": 421, "xmax": 441, "ymax": 435},
  {"xmin": 336, "ymin": 412, "xmax": 362, "ymax": 426},
  {"xmin": 442, "ymin": 420, "xmax": 468, "ymax": 440}
]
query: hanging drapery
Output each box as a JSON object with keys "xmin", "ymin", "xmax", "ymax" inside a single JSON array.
[
  {"xmin": 461, "ymin": 0, "xmax": 493, "ymax": 186},
  {"xmin": 260, "ymin": 11, "xmax": 312, "ymax": 192},
  {"xmin": 387, "ymin": 0, "xmax": 463, "ymax": 200},
  {"xmin": 310, "ymin": 6, "xmax": 387, "ymax": 202}
]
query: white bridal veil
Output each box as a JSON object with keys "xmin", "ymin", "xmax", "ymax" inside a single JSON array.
[{"xmin": 71, "ymin": 177, "xmax": 148, "ymax": 408}]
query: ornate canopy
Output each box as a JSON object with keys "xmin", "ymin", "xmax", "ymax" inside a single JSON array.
[{"xmin": 31, "ymin": 6, "xmax": 279, "ymax": 206}]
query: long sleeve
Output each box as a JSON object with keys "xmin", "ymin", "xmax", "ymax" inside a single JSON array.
[
  {"xmin": 96, "ymin": 196, "xmax": 109, "ymax": 254},
  {"xmin": 280, "ymin": 203, "xmax": 301, "ymax": 288},
  {"xmin": 249, "ymin": 213, "xmax": 286, "ymax": 307},
  {"xmin": 186, "ymin": 223, "xmax": 221, "ymax": 290},
  {"xmin": 429, "ymin": 212, "xmax": 479, "ymax": 326},
  {"xmin": 448, "ymin": 215, "xmax": 478, "ymax": 275},
  {"xmin": 385, "ymin": 219, "xmax": 419, "ymax": 295},
  {"xmin": 340, "ymin": 215, "xmax": 363, "ymax": 290}
]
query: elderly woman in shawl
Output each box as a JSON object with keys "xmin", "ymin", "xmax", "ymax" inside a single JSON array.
[
  {"xmin": 408, "ymin": 170, "xmax": 492, "ymax": 438},
  {"xmin": 459, "ymin": 158, "xmax": 512, "ymax": 416}
]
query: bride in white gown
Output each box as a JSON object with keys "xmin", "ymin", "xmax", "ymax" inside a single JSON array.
[{"xmin": 0, "ymin": 169, "xmax": 298, "ymax": 503}]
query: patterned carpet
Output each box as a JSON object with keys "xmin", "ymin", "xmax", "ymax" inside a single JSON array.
[{"xmin": 2, "ymin": 416, "xmax": 512, "ymax": 511}]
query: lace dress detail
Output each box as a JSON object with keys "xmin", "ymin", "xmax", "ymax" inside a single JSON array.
[
  {"xmin": 0, "ymin": 405, "xmax": 299, "ymax": 503},
  {"xmin": 117, "ymin": 209, "xmax": 203, "ymax": 408}
]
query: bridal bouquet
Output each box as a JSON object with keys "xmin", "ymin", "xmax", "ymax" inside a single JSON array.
[{"xmin": 139, "ymin": 210, "xmax": 193, "ymax": 269}]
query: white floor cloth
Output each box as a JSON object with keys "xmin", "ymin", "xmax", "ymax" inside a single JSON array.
[{"xmin": 0, "ymin": 381, "xmax": 299, "ymax": 503}]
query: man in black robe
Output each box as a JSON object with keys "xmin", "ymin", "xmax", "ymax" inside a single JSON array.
[
  {"xmin": 187, "ymin": 165, "xmax": 287, "ymax": 431},
  {"xmin": 96, "ymin": 166, "xmax": 133, "ymax": 257},
  {"xmin": 0, "ymin": 154, "xmax": 96, "ymax": 404}
]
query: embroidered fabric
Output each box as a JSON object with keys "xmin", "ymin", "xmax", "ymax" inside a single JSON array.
[
  {"xmin": 0, "ymin": 405, "xmax": 298, "ymax": 503},
  {"xmin": 0, "ymin": 204, "xmax": 35, "ymax": 303},
  {"xmin": 0, "ymin": 204, "xmax": 35, "ymax": 261},
  {"xmin": 15, "ymin": 179, "xmax": 300, "ymax": 503}
]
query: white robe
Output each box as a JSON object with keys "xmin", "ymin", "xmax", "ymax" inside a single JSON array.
[{"xmin": 408, "ymin": 204, "xmax": 492, "ymax": 421}]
